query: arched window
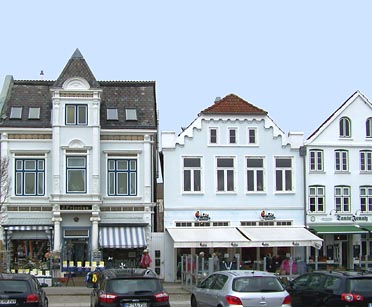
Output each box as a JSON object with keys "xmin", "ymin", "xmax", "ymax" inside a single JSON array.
[
  {"xmin": 366, "ymin": 117, "xmax": 372, "ymax": 138},
  {"xmin": 339, "ymin": 117, "xmax": 351, "ymax": 138}
]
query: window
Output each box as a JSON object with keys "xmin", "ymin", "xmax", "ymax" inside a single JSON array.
[
  {"xmin": 210, "ymin": 128, "xmax": 218, "ymax": 144},
  {"xmin": 248, "ymin": 128, "xmax": 257, "ymax": 144},
  {"xmin": 339, "ymin": 117, "xmax": 351, "ymax": 138},
  {"xmin": 275, "ymin": 158, "xmax": 292, "ymax": 192},
  {"xmin": 360, "ymin": 186, "xmax": 372, "ymax": 212},
  {"xmin": 360, "ymin": 150, "xmax": 372, "ymax": 172},
  {"xmin": 66, "ymin": 156, "xmax": 86, "ymax": 193},
  {"xmin": 309, "ymin": 150, "xmax": 323, "ymax": 171},
  {"xmin": 246, "ymin": 157, "xmax": 264, "ymax": 192},
  {"xmin": 366, "ymin": 118, "xmax": 372, "ymax": 138},
  {"xmin": 335, "ymin": 186, "xmax": 350, "ymax": 212},
  {"xmin": 28, "ymin": 107, "xmax": 40, "ymax": 119},
  {"xmin": 183, "ymin": 157, "xmax": 201, "ymax": 192},
  {"xmin": 66, "ymin": 104, "xmax": 87, "ymax": 125},
  {"xmin": 108, "ymin": 159, "xmax": 137, "ymax": 196},
  {"xmin": 107, "ymin": 108, "xmax": 118, "ymax": 120},
  {"xmin": 216, "ymin": 157, "xmax": 235, "ymax": 192},
  {"xmin": 15, "ymin": 159, "xmax": 45, "ymax": 196},
  {"xmin": 335, "ymin": 150, "xmax": 348, "ymax": 172},
  {"xmin": 10, "ymin": 107, "xmax": 22, "ymax": 119},
  {"xmin": 125, "ymin": 108, "xmax": 137, "ymax": 121},
  {"xmin": 228, "ymin": 128, "xmax": 237, "ymax": 144},
  {"xmin": 309, "ymin": 186, "xmax": 325, "ymax": 212}
]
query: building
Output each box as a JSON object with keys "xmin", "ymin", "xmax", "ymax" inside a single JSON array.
[
  {"xmin": 0, "ymin": 49, "xmax": 158, "ymax": 273},
  {"xmin": 161, "ymin": 94, "xmax": 322, "ymax": 282},
  {"xmin": 305, "ymin": 91, "xmax": 372, "ymax": 270}
]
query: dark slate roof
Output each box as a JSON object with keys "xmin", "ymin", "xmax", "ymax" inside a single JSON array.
[
  {"xmin": 0, "ymin": 49, "xmax": 157, "ymax": 130},
  {"xmin": 200, "ymin": 94, "xmax": 267, "ymax": 115}
]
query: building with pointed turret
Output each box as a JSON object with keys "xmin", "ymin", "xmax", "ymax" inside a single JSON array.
[{"xmin": 0, "ymin": 49, "xmax": 158, "ymax": 274}]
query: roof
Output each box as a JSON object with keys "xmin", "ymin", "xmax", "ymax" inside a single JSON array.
[
  {"xmin": 0, "ymin": 49, "xmax": 157, "ymax": 130},
  {"xmin": 200, "ymin": 94, "xmax": 267, "ymax": 115}
]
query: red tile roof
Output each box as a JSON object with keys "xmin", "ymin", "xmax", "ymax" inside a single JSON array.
[{"xmin": 200, "ymin": 94, "xmax": 267, "ymax": 115}]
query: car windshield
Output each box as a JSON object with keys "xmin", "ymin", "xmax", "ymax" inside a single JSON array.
[
  {"xmin": 107, "ymin": 278, "xmax": 160, "ymax": 294},
  {"xmin": 233, "ymin": 276, "xmax": 284, "ymax": 293},
  {"xmin": 0, "ymin": 280, "xmax": 29, "ymax": 294},
  {"xmin": 346, "ymin": 278, "xmax": 372, "ymax": 295}
]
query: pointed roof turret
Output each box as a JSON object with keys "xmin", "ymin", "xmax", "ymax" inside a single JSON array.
[{"xmin": 53, "ymin": 48, "xmax": 100, "ymax": 88}]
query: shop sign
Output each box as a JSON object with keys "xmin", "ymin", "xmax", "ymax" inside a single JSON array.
[
  {"xmin": 336, "ymin": 215, "xmax": 368, "ymax": 222},
  {"xmin": 194, "ymin": 210, "xmax": 210, "ymax": 221},
  {"xmin": 60, "ymin": 205, "xmax": 92, "ymax": 210},
  {"xmin": 260, "ymin": 210, "xmax": 275, "ymax": 220}
]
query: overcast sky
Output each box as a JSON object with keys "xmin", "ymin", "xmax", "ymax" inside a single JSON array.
[{"xmin": 1, "ymin": 1, "xmax": 372, "ymax": 138}]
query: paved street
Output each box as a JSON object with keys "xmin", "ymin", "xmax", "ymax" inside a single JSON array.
[{"xmin": 44, "ymin": 283, "xmax": 191, "ymax": 307}]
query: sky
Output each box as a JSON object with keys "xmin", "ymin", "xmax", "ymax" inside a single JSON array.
[{"xmin": 1, "ymin": 1, "xmax": 372, "ymax": 139}]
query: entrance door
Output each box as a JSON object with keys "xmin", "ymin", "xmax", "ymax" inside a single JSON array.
[{"xmin": 63, "ymin": 239, "xmax": 88, "ymax": 264}]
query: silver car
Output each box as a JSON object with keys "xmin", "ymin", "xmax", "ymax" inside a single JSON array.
[{"xmin": 191, "ymin": 270, "xmax": 292, "ymax": 307}]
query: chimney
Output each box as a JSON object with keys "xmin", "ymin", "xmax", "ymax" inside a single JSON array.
[
  {"xmin": 40, "ymin": 70, "xmax": 44, "ymax": 80},
  {"xmin": 214, "ymin": 96, "xmax": 221, "ymax": 103}
]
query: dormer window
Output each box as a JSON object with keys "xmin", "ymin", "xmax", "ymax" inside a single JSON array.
[
  {"xmin": 125, "ymin": 108, "xmax": 137, "ymax": 121},
  {"xmin": 366, "ymin": 117, "xmax": 372, "ymax": 138},
  {"xmin": 339, "ymin": 117, "xmax": 351, "ymax": 138},
  {"xmin": 107, "ymin": 108, "xmax": 118, "ymax": 121},
  {"xmin": 28, "ymin": 107, "xmax": 40, "ymax": 119},
  {"xmin": 66, "ymin": 104, "xmax": 87, "ymax": 125},
  {"xmin": 10, "ymin": 107, "xmax": 22, "ymax": 119}
]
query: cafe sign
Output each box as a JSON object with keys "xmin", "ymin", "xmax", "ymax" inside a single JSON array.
[
  {"xmin": 260, "ymin": 210, "xmax": 276, "ymax": 220},
  {"xmin": 194, "ymin": 210, "xmax": 210, "ymax": 221},
  {"xmin": 337, "ymin": 215, "xmax": 368, "ymax": 222}
]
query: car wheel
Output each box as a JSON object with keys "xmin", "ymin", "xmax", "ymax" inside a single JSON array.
[{"xmin": 191, "ymin": 295, "xmax": 198, "ymax": 307}]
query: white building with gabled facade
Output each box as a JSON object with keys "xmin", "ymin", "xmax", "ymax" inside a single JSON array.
[{"xmin": 161, "ymin": 94, "xmax": 322, "ymax": 282}]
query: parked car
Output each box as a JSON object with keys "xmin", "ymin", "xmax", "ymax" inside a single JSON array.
[
  {"xmin": 286, "ymin": 270, "xmax": 372, "ymax": 307},
  {"xmin": 0, "ymin": 273, "xmax": 49, "ymax": 307},
  {"xmin": 87, "ymin": 268, "xmax": 170, "ymax": 307},
  {"xmin": 190, "ymin": 270, "xmax": 292, "ymax": 307}
]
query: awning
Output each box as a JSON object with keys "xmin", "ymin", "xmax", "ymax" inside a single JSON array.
[
  {"xmin": 238, "ymin": 227, "xmax": 323, "ymax": 249},
  {"xmin": 166, "ymin": 227, "xmax": 253, "ymax": 248},
  {"xmin": 11, "ymin": 231, "xmax": 49, "ymax": 240},
  {"xmin": 310, "ymin": 225, "xmax": 367, "ymax": 234},
  {"xmin": 99, "ymin": 226, "xmax": 146, "ymax": 248}
]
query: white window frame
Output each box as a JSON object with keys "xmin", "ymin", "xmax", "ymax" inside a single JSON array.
[
  {"xmin": 209, "ymin": 127, "xmax": 218, "ymax": 144},
  {"xmin": 216, "ymin": 156, "xmax": 235, "ymax": 192},
  {"xmin": 335, "ymin": 150, "xmax": 348, "ymax": 172},
  {"xmin": 275, "ymin": 157, "xmax": 293, "ymax": 192},
  {"xmin": 66, "ymin": 104, "xmax": 88, "ymax": 125},
  {"xmin": 182, "ymin": 156, "xmax": 202, "ymax": 193},
  {"xmin": 15, "ymin": 158, "xmax": 45, "ymax": 196},
  {"xmin": 66, "ymin": 156, "xmax": 87, "ymax": 193},
  {"xmin": 366, "ymin": 117, "xmax": 372, "ymax": 138},
  {"xmin": 360, "ymin": 186, "xmax": 372, "ymax": 212},
  {"xmin": 335, "ymin": 186, "xmax": 350, "ymax": 213},
  {"xmin": 28, "ymin": 107, "xmax": 40, "ymax": 119},
  {"xmin": 247, "ymin": 128, "xmax": 257, "ymax": 145},
  {"xmin": 228, "ymin": 127, "xmax": 237, "ymax": 144},
  {"xmin": 10, "ymin": 107, "xmax": 22, "ymax": 119},
  {"xmin": 309, "ymin": 149, "xmax": 323, "ymax": 172},
  {"xmin": 125, "ymin": 108, "xmax": 137, "ymax": 121},
  {"xmin": 108, "ymin": 158, "xmax": 137, "ymax": 196},
  {"xmin": 360, "ymin": 150, "xmax": 372, "ymax": 172},
  {"xmin": 246, "ymin": 156, "xmax": 265, "ymax": 192},
  {"xmin": 339, "ymin": 117, "xmax": 351, "ymax": 138},
  {"xmin": 308, "ymin": 185, "xmax": 325, "ymax": 213},
  {"xmin": 107, "ymin": 108, "xmax": 118, "ymax": 121}
]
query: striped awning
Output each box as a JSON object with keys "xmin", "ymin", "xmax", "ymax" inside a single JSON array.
[
  {"xmin": 99, "ymin": 226, "xmax": 146, "ymax": 248},
  {"xmin": 5, "ymin": 225, "xmax": 53, "ymax": 231}
]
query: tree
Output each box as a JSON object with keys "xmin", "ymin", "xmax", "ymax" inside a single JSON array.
[{"xmin": 0, "ymin": 157, "xmax": 10, "ymax": 225}]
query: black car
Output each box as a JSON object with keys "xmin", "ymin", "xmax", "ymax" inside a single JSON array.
[
  {"xmin": 0, "ymin": 273, "xmax": 48, "ymax": 307},
  {"xmin": 87, "ymin": 268, "xmax": 170, "ymax": 307},
  {"xmin": 286, "ymin": 270, "xmax": 372, "ymax": 307}
]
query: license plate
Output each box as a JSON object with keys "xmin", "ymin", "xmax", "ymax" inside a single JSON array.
[
  {"xmin": 124, "ymin": 303, "xmax": 147, "ymax": 307},
  {"xmin": 0, "ymin": 299, "xmax": 16, "ymax": 304}
]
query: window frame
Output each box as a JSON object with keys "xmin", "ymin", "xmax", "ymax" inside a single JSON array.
[
  {"xmin": 15, "ymin": 159, "xmax": 45, "ymax": 196},
  {"xmin": 107, "ymin": 108, "xmax": 118, "ymax": 121},
  {"xmin": 309, "ymin": 149, "xmax": 324, "ymax": 172},
  {"xmin": 66, "ymin": 156, "xmax": 87, "ymax": 193},
  {"xmin": 308, "ymin": 185, "xmax": 325, "ymax": 213},
  {"xmin": 339, "ymin": 117, "xmax": 351, "ymax": 138},
  {"xmin": 65, "ymin": 104, "xmax": 88, "ymax": 126},
  {"xmin": 10, "ymin": 107, "xmax": 22, "ymax": 119},
  {"xmin": 366, "ymin": 117, "xmax": 372, "ymax": 138},
  {"xmin": 107, "ymin": 158, "xmax": 137, "ymax": 196},
  {"xmin": 246, "ymin": 156, "xmax": 264, "ymax": 192},
  {"xmin": 335, "ymin": 149, "xmax": 348, "ymax": 172},
  {"xmin": 334, "ymin": 185, "xmax": 351, "ymax": 213},
  {"xmin": 228, "ymin": 127, "xmax": 237, "ymax": 144},
  {"xmin": 247, "ymin": 128, "xmax": 257, "ymax": 145},
  {"xmin": 28, "ymin": 107, "xmax": 40, "ymax": 119},
  {"xmin": 125, "ymin": 108, "xmax": 137, "ymax": 121},
  {"xmin": 182, "ymin": 156, "xmax": 202, "ymax": 193},
  {"xmin": 216, "ymin": 157, "xmax": 235, "ymax": 192},
  {"xmin": 209, "ymin": 127, "xmax": 218, "ymax": 144},
  {"xmin": 360, "ymin": 150, "xmax": 372, "ymax": 172},
  {"xmin": 360, "ymin": 186, "xmax": 372, "ymax": 212},
  {"xmin": 275, "ymin": 157, "xmax": 293, "ymax": 192}
]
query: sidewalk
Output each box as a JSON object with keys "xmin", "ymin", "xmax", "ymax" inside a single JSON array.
[{"xmin": 44, "ymin": 281, "xmax": 190, "ymax": 296}]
